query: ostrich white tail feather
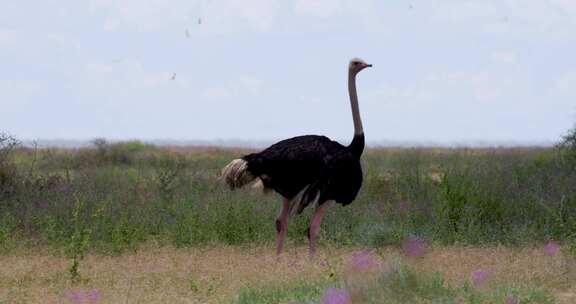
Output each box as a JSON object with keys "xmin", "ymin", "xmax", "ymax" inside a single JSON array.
[
  {"xmin": 221, "ymin": 159, "xmax": 256, "ymax": 189},
  {"xmin": 251, "ymin": 179, "xmax": 272, "ymax": 194},
  {"xmin": 289, "ymin": 185, "xmax": 321, "ymax": 217}
]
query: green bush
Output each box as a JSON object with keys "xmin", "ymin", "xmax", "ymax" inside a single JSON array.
[
  {"xmin": 557, "ymin": 124, "xmax": 576, "ymax": 167},
  {"xmin": 0, "ymin": 133, "xmax": 19, "ymax": 200}
]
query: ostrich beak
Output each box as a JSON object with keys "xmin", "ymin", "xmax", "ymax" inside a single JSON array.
[{"xmin": 365, "ymin": 63, "xmax": 373, "ymax": 68}]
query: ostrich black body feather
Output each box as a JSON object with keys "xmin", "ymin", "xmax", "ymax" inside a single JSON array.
[{"xmin": 242, "ymin": 134, "xmax": 364, "ymax": 214}]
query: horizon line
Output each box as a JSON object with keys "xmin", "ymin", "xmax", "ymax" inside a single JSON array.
[{"xmin": 18, "ymin": 138, "xmax": 557, "ymax": 149}]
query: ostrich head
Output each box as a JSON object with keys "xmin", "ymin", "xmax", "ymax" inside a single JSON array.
[{"xmin": 349, "ymin": 58, "xmax": 372, "ymax": 75}]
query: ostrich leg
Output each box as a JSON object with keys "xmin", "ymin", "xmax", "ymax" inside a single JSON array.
[
  {"xmin": 276, "ymin": 197, "xmax": 291, "ymax": 255},
  {"xmin": 308, "ymin": 201, "xmax": 332, "ymax": 259}
]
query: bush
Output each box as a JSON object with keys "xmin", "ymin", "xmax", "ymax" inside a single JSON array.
[
  {"xmin": 557, "ymin": 124, "xmax": 576, "ymax": 166},
  {"xmin": 0, "ymin": 133, "xmax": 19, "ymax": 200},
  {"xmin": 89, "ymin": 139, "xmax": 153, "ymax": 165}
]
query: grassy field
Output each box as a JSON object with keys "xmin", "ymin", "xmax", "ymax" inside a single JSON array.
[
  {"xmin": 1, "ymin": 245, "xmax": 574, "ymax": 303},
  {"xmin": 1, "ymin": 138, "xmax": 576, "ymax": 303}
]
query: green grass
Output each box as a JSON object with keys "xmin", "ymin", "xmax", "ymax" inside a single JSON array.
[
  {"xmin": 0, "ymin": 140, "xmax": 575, "ymax": 255},
  {"xmin": 233, "ymin": 279, "xmax": 337, "ymax": 304}
]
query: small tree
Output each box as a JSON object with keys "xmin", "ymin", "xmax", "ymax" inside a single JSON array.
[
  {"xmin": 557, "ymin": 124, "xmax": 576, "ymax": 166},
  {"xmin": 0, "ymin": 133, "xmax": 18, "ymax": 163},
  {"xmin": 0, "ymin": 133, "xmax": 20, "ymax": 199}
]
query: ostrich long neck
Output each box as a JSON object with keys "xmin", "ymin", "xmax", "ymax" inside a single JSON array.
[
  {"xmin": 348, "ymin": 70, "xmax": 365, "ymax": 158},
  {"xmin": 348, "ymin": 71, "xmax": 363, "ymax": 135}
]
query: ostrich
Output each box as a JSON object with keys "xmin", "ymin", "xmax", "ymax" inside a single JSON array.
[{"xmin": 221, "ymin": 58, "xmax": 372, "ymax": 257}]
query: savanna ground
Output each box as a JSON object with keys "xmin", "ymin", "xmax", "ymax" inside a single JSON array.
[{"xmin": 1, "ymin": 134, "xmax": 576, "ymax": 303}]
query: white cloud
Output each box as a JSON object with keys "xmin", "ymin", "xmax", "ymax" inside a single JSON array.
[
  {"xmin": 202, "ymin": 76, "xmax": 264, "ymax": 100},
  {"xmin": 203, "ymin": 86, "xmax": 232, "ymax": 99},
  {"xmin": 298, "ymin": 95, "xmax": 323, "ymax": 104},
  {"xmin": 82, "ymin": 0, "xmax": 576, "ymax": 38},
  {"xmin": 441, "ymin": 1, "xmax": 500, "ymax": 20},
  {"xmin": 294, "ymin": 0, "xmax": 343, "ymax": 18},
  {"xmin": 366, "ymin": 64, "xmax": 532, "ymax": 117},
  {"xmin": 425, "ymin": 69, "xmax": 528, "ymax": 104},
  {"xmin": 84, "ymin": 62, "xmax": 115, "ymax": 74},
  {"xmin": 193, "ymin": 0, "xmax": 280, "ymax": 33},
  {"xmin": 429, "ymin": 0, "xmax": 576, "ymax": 37},
  {"xmin": 0, "ymin": 80, "xmax": 40, "ymax": 104},
  {"xmin": 226, "ymin": 0, "xmax": 279, "ymax": 31},
  {"xmin": 546, "ymin": 0, "xmax": 576, "ymax": 16},
  {"xmin": 366, "ymin": 82, "xmax": 415, "ymax": 106},
  {"xmin": 90, "ymin": 0, "xmax": 191, "ymax": 32},
  {"xmin": 0, "ymin": 29, "xmax": 18, "ymax": 45},
  {"xmin": 70, "ymin": 59, "xmax": 183, "ymax": 107},
  {"xmin": 491, "ymin": 51, "xmax": 518, "ymax": 64},
  {"xmin": 550, "ymin": 72, "xmax": 576, "ymax": 99},
  {"xmin": 90, "ymin": 0, "xmax": 279, "ymax": 33}
]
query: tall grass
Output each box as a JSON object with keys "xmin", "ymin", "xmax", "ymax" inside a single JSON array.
[{"xmin": 0, "ymin": 139, "xmax": 575, "ymax": 254}]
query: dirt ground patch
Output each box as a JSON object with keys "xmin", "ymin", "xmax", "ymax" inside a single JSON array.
[{"xmin": 1, "ymin": 245, "xmax": 574, "ymax": 303}]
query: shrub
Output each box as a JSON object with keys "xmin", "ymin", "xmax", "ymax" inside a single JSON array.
[
  {"xmin": 557, "ymin": 124, "xmax": 576, "ymax": 166},
  {"xmin": 0, "ymin": 133, "xmax": 19, "ymax": 200},
  {"xmin": 88, "ymin": 138, "xmax": 154, "ymax": 165}
]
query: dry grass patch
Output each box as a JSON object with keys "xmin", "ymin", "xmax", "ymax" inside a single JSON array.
[
  {"xmin": 0, "ymin": 245, "xmax": 349, "ymax": 303},
  {"xmin": 413, "ymin": 246, "xmax": 575, "ymax": 289}
]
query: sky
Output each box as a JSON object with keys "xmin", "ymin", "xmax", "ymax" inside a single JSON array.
[{"xmin": 1, "ymin": 0, "xmax": 576, "ymax": 145}]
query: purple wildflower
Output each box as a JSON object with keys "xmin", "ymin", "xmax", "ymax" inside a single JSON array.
[
  {"xmin": 322, "ymin": 288, "xmax": 351, "ymax": 304},
  {"xmin": 86, "ymin": 289, "xmax": 101, "ymax": 302},
  {"xmin": 505, "ymin": 295, "xmax": 519, "ymax": 304},
  {"xmin": 402, "ymin": 236, "xmax": 427, "ymax": 257},
  {"xmin": 67, "ymin": 291, "xmax": 84, "ymax": 303},
  {"xmin": 544, "ymin": 242, "xmax": 560, "ymax": 256},
  {"xmin": 57, "ymin": 184, "xmax": 72, "ymax": 193},
  {"xmin": 348, "ymin": 250, "xmax": 377, "ymax": 272},
  {"xmin": 470, "ymin": 269, "xmax": 489, "ymax": 287},
  {"xmin": 66, "ymin": 289, "xmax": 101, "ymax": 303},
  {"xmin": 39, "ymin": 200, "xmax": 49, "ymax": 209}
]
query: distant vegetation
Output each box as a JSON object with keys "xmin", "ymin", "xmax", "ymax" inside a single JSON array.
[{"xmin": 0, "ymin": 135, "xmax": 575, "ymax": 255}]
